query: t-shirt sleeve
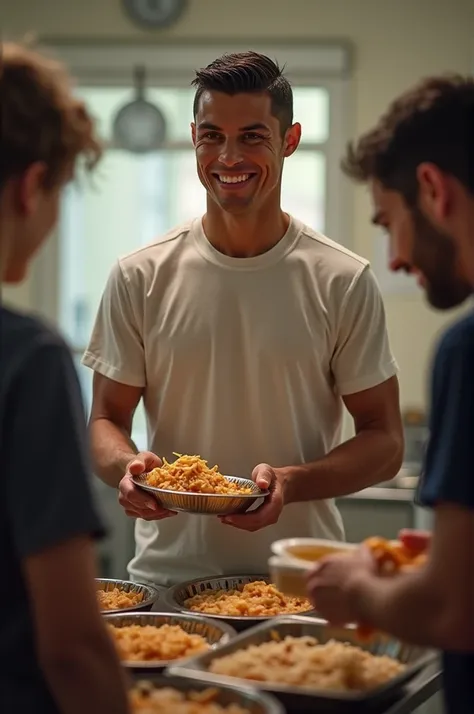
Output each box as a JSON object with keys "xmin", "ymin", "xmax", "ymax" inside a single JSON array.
[
  {"xmin": 419, "ymin": 325, "xmax": 474, "ymax": 509},
  {"xmin": 330, "ymin": 265, "xmax": 399, "ymax": 395},
  {"xmin": 5, "ymin": 338, "xmax": 106, "ymax": 558},
  {"xmin": 82, "ymin": 259, "xmax": 146, "ymax": 387}
]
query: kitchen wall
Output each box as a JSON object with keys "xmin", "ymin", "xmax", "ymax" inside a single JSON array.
[{"xmin": 3, "ymin": 0, "xmax": 473, "ymax": 409}]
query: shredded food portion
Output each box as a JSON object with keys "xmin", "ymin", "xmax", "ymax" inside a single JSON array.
[
  {"xmin": 208, "ymin": 635, "xmax": 406, "ymax": 691},
  {"xmin": 364, "ymin": 537, "xmax": 428, "ymax": 575},
  {"xmin": 97, "ymin": 587, "xmax": 144, "ymax": 611},
  {"xmin": 185, "ymin": 581, "xmax": 312, "ymax": 617},
  {"xmin": 109, "ymin": 623, "xmax": 210, "ymax": 662},
  {"xmin": 145, "ymin": 454, "xmax": 254, "ymax": 495},
  {"xmin": 130, "ymin": 684, "xmax": 250, "ymax": 714}
]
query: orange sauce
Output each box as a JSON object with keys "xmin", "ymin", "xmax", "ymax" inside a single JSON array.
[{"xmin": 286, "ymin": 545, "xmax": 349, "ymax": 562}]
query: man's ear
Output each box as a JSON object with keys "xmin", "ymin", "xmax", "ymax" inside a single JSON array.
[
  {"xmin": 18, "ymin": 161, "xmax": 48, "ymax": 216},
  {"xmin": 283, "ymin": 122, "xmax": 302, "ymax": 158},
  {"xmin": 417, "ymin": 162, "xmax": 451, "ymax": 223},
  {"xmin": 191, "ymin": 122, "xmax": 197, "ymax": 147}
]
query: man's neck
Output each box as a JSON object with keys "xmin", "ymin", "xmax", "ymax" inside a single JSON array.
[
  {"xmin": 467, "ymin": 210, "xmax": 474, "ymax": 289},
  {"xmin": 0, "ymin": 219, "xmax": 12, "ymax": 282},
  {"xmin": 202, "ymin": 202, "xmax": 290, "ymax": 258},
  {"xmin": 457, "ymin": 201, "xmax": 474, "ymax": 288}
]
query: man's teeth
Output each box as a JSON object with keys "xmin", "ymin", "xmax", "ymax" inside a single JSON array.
[{"xmin": 218, "ymin": 174, "xmax": 250, "ymax": 184}]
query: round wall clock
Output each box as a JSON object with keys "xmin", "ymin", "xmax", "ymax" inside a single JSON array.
[{"xmin": 122, "ymin": 0, "xmax": 188, "ymax": 29}]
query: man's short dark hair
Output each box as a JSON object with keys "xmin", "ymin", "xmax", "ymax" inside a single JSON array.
[
  {"xmin": 192, "ymin": 51, "xmax": 293, "ymax": 135},
  {"xmin": 341, "ymin": 75, "xmax": 474, "ymax": 205}
]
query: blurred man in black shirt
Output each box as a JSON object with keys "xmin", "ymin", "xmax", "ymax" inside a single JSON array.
[
  {"xmin": 306, "ymin": 75, "xmax": 474, "ymax": 714},
  {"xmin": 0, "ymin": 42, "xmax": 129, "ymax": 714}
]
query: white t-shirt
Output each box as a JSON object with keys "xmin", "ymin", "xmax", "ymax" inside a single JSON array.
[{"xmin": 83, "ymin": 216, "xmax": 398, "ymax": 587}]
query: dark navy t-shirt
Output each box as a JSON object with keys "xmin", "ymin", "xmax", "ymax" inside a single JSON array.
[
  {"xmin": 0, "ymin": 307, "xmax": 105, "ymax": 713},
  {"xmin": 419, "ymin": 311, "xmax": 474, "ymax": 714}
]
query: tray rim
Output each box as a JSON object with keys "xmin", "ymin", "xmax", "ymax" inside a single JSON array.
[
  {"xmin": 168, "ymin": 614, "xmax": 438, "ymax": 703},
  {"xmin": 130, "ymin": 672, "xmax": 286, "ymax": 713},
  {"xmin": 105, "ymin": 610, "xmax": 237, "ymax": 670},
  {"xmin": 132, "ymin": 473, "xmax": 270, "ymax": 499},
  {"xmin": 96, "ymin": 577, "xmax": 159, "ymax": 615},
  {"xmin": 162, "ymin": 574, "xmax": 316, "ymax": 623}
]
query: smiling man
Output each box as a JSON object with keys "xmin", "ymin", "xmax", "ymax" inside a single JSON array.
[
  {"xmin": 84, "ymin": 52, "xmax": 403, "ymax": 590},
  {"xmin": 306, "ymin": 75, "xmax": 474, "ymax": 714}
]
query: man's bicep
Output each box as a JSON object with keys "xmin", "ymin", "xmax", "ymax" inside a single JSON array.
[
  {"xmin": 332, "ymin": 266, "xmax": 398, "ymax": 395},
  {"xmin": 426, "ymin": 505, "xmax": 474, "ymax": 636},
  {"xmin": 90, "ymin": 372, "xmax": 143, "ymax": 431},
  {"xmin": 6, "ymin": 342, "xmax": 104, "ymax": 558},
  {"xmin": 82, "ymin": 260, "xmax": 146, "ymax": 387},
  {"xmin": 343, "ymin": 375, "xmax": 403, "ymax": 435},
  {"xmin": 24, "ymin": 535, "xmax": 103, "ymax": 658},
  {"xmin": 422, "ymin": 341, "xmax": 474, "ymax": 508}
]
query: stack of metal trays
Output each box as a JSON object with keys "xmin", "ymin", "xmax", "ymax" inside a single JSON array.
[{"xmin": 168, "ymin": 616, "xmax": 437, "ymax": 713}]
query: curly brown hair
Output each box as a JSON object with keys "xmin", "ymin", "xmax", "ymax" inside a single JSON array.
[
  {"xmin": 0, "ymin": 41, "xmax": 102, "ymax": 191},
  {"xmin": 341, "ymin": 74, "xmax": 474, "ymax": 205}
]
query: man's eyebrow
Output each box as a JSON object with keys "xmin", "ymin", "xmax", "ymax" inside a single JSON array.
[
  {"xmin": 196, "ymin": 122, "xmax": 271, "ymax": 132},
  {"xmin": 239, "ymin": 123, "xmax": 270, "ymax": 132},
  {"xmin": 197, "ymin": 122, "xmax": 221, "ymax": 131}
]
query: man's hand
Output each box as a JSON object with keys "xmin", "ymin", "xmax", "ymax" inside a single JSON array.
[
  {"xmin": 305, "ymin": 547, "xmax": 377, "ymax": 625},
  {"xmin": 118, "ymin": 451, "xmax": 177, "ymax": 521},
  {"xmin": 219, "ymin": 463, "xmax": 284, "ymax": 532}
]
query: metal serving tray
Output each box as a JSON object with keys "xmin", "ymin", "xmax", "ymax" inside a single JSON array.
[
  {"xmin": 169, "ymin": 616, "xmax": 437, "ymax": 713},
  {"xmin": 96, "ymin": 577, "xmax": 159, "ymax": 615},
  {"xmin": 162, "ymin": 575, "xmax": 315, "ymax": 632},
  {"xmin": 133, "ymin": 473, "xmax": 269, "ymax": 515},
  {"xmin": 130, "ymin": 673, "xmax": 285, "ymax": 714},
  {"xmin": 105, "ymin": 611, "xmax": 236, "ymax": 671}
]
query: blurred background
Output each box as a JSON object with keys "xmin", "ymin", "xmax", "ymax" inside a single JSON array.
[{"xmin": 2, "ymin": 0, "xmax": 473, "ymax": 579}]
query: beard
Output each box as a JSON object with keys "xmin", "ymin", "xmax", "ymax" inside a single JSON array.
[{"xmin": 411, "ymin": 207, "xmax": 472, "ymax": 310}]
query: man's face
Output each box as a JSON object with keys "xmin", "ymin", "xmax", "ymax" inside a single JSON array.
[
  {"xmin": 370, "ymin": 179, "xmax": 472, "ymax": 310},
  {"xmin": 192, "ymin": 91, "xmax": 301, "ymax": 215}
]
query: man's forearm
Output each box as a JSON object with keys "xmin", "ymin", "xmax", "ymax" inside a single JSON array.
[
  {"xmin": 44, "ymin": 638, "xmax": 130, "ymax": 714},
  {"xmin": 349, "ymin": 570, "xmax": 451, "ymax": 649},
  {"xmin": 282, "ymin": 428, "xmax": 403, "ymax": 504},
  {"xmin": 90, "ymin": 417, "xmax": 138, "ymax": 487}
]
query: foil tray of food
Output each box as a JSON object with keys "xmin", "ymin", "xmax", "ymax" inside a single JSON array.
[
  {"xmin": 104, "ymin": 611, "xmax": 236, "ymax": 670},
  {"xmin": 129, "ymin": 673, "xmax": 285, "ymax": 714},
  {"xmin": 162, "ymin": 575, "xmax": 315, "ymax": 631},
  {"xmin": 132, "ymin": 453, "xmax": 269, "ymax": 516},
  {"xmin": 169, "ymin": 616, "xmax": 437, "ymax": 713},
  {"xmin": 96, "ymin": 578, "xmax": 159, "ymax": 615}
]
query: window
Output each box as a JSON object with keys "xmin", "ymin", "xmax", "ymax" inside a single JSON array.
[{"xmin": 32, "ymin": 43, "xmax": 351, "ymax": 447}]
